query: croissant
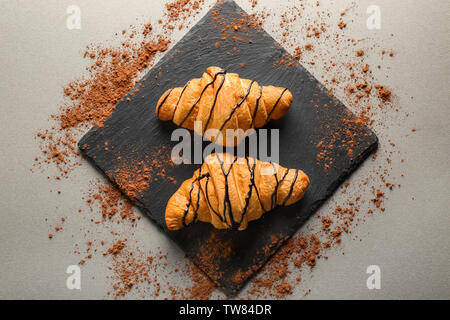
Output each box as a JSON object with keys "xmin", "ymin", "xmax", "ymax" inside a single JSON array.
[
  {"xmin": 165, "ymin": 153, "xmax": 309, "ymax": 231},
  {"xmin": 155, "ymin": 66, "xmax": 293, "ymax": 146}
]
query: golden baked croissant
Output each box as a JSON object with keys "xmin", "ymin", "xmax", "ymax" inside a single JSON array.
[
  {"xmin": 165, "ymin": 153, "xmax": 309, "ymax": 231},
  {"xmin": 155, "ymin": 66, "xmax": 293, "ymax": 146}
]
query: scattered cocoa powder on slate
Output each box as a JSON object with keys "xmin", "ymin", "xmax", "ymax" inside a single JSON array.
[
  {"xmin": 107, "ymin": 146, "xmax": 176, "ymax": 201},
  {"xmin": 194, "ymin": 233, "xmax": 232, "ymax": 281}
]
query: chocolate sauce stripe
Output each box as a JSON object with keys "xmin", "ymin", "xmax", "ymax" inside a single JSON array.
[
  {"xmin": 282, "ymin": 169, "xmax": 299, "ymax": 206},
  {"xmin": 251, "ymin": 85, "xmax": 263, "ymax": 128},
  {"xmin": 203, "ymin": 172, "xmax": 225, "ymax": 222},
  {"xmin": 217, "ymin": 80, "xmax": 255, "ymax": 137},
  {"xmin": 253, "ymin": 181, "xmax": 266, "ymax": 213},
  {"xmin": 272, "ymin": 167, "xmax": 290, "ymax": 209},
  {"xmin": 193, "ymin": 171, "xmax": 202, "ymax": 223},
  {"xmin": 203, "ymin": 71, "xmax": 227, "ymax": 132},
  {"xmin": 269, "ymin": 163, "xmax": 279, "ymax": 210},
  {"xmin": 246, "ymin": 158, "xmax": 267, "ymax": 214},
  {"xmin": 156, "ymin": 88, "xmax": 173, "ymax": 118},
  {"xmin": 265, "ymin": 87, "xmax": 288, "ymax": 124},
  {"xmin": 182, "ymin": 169, "xmax": 210, "ymax": 227},
  {"xmin": 216, "ymin": 153, "xmax": 239, "ymax": 229},
  {"xmin": 179, "ymin": 70, "xmax": 226, "ymax": 127},
  {"xmin": 171, "ymin": 80, "xmax": 191, "ymax": 121},
  {"xmin": 238, "ymin": 158, "xmax": 257, "ymax": 225},
  {"xmin": 182, "ymin": 177, "xmax": 196, "ymax": 227}
]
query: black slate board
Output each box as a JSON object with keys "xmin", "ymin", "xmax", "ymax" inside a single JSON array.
[{"xmin": 79, "ymin": 0, "xmax": 377, "ymax": 295}]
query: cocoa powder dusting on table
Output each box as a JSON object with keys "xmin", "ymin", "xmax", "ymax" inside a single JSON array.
[{"xmin": 34, "ymin": 36, "xmax": 169, "ymax": 179}]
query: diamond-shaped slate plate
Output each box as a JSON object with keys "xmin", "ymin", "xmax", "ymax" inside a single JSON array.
[{"xmin": 79, "ymin": 0, "xmax": 377, "ymax": 295}]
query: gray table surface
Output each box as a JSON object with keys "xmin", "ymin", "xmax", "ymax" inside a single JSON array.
[{"xmin": 0, "ymin": 0, "xmax": 449, "ymax": 299}]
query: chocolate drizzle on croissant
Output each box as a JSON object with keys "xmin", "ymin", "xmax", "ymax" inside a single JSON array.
[
  {"xmin": 155, "ymin": 67, "xmax": 293, "ymax": 146},
  {"xmin": 165, "ymin": 153, "xmax": 309, "ymax": 231}
]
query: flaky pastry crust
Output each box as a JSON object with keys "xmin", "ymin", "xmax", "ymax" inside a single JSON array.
[
  {"xmin": 156, "ymin": 67, "xmax": 293, "ymax": 146},
  {"xmin": 165, "ymin": 153, "xmax": 309, "ymax": 231}
]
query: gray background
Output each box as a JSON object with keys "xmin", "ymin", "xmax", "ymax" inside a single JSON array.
[{"xmin": 0, "ymin": 0, "xmax": 449, "ymax": 299}]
